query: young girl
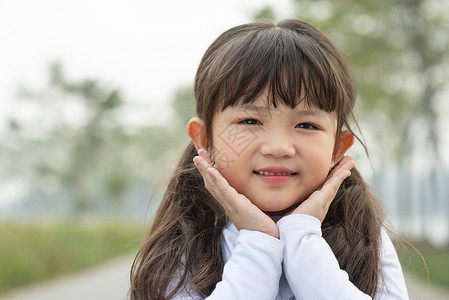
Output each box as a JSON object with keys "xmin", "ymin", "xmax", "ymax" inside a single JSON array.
[{"xmin": 130, "ymin": 19, "xmax": 409, "ymax": 299}]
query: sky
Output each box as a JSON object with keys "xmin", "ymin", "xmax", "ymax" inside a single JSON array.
[{"xmin": 0, "ymin": 0, "xmax": 295, "ymax": 128}]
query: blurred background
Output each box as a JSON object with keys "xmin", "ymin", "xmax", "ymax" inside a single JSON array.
[{"xmin": 0, "ymin": 0, "xmax": 448, "ymax": 299}]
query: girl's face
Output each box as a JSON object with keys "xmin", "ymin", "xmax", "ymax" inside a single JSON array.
[{"xmin": 209, "ymin": 94, "xmax": 343, "ymax": 213}]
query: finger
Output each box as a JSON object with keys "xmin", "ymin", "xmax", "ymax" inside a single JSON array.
[
  {"xmin": 311, "ymin": 163, "xmax": 352, "ymax": 206},
  {"xmin": 197, "ymin": 149, "xmax": 212, "ymax": 164},
  {"xmin": 330, "ymin": 156, "xmax": 352, "ymax": 173},
  {"xmin": 193, "ymin": 155, "xmax": 211, "ymax": 176},
  {"xmin": 196, "ymin": 153, "xmax": 259, "ymax": 217},
  {"xmin": 329, "ymin": 156, "xmax": 354, "ymax": 178},
  {"xmin": 319, "ymin": 169, "xmax": 351, "ymax": 201},
  {"xmin": 194, "ymin": 157, "xmax": 227, "ymax": 203},
  {"xmin": 205, "ymin": 167, "xmax": 240, "ymax": 212},
  {"xmin": 194, "ymin": 155, "xmax": 247, "ymax": 217},
  {"xmin": 340, "ymin": 156, "xmax": 355, "ymax": 170},
  {"xmin": 193, "ymin": 156, "xmax": 236, "ymax": 207}
]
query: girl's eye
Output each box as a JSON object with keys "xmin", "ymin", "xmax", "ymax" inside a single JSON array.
[
  {"xmin": 239, "ymin": 118, "xmax": 261, "ymax": 125},
  {"xmin": 296, "ymin": 123, "xmax": 319, "ymax": 130}
]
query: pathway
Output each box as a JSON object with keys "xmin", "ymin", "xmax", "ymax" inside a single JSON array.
[
  {"xmin": 0, "ymin": 256, "xmax": 133, "ymax": 300},
  {"xmin": 1, "ymin": 256, "xmax": 448, "ymax": 300}
]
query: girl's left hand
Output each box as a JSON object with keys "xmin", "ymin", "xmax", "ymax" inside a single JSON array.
[{"xmin": 288, "ymin": 156, "xmax": 355, "ymax": 223}]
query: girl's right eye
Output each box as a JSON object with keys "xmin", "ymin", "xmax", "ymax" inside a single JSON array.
[{"xmin": 239, "ymin": 118, "xmax": 261, "ymax": 125}]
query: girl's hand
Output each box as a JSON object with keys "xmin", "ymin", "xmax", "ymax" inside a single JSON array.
[
  {"xmin": 288, "ymin": 156, "xmax": 355, "ymax": 223},
  {"xmin": 193, "ymin": 149, "xmax": 279, "ymax": 239}
]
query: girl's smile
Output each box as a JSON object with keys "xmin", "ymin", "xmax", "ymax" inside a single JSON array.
[{"xmin": 253, "ymin": 166, "xmax": 298, "ymax": 185}]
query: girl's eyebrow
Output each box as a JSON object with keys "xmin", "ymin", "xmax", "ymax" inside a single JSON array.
[
  {"xmin": 235, "ymin": 104, "xmax": 268, "ymax": 112},
  {"xmin": 236, "ymin": 103, "xmax": 330, "ymax": 118},
  {"xmin": 294, "ymin": 109, "xmax": 335, "ymax": 122},
  {"xmin": 294, "ymin": 109, "xmax": 326, "ymax": 117},
  {"xmin": 233, "ymin": 104, "xmax": 272, "ymax": 116}
]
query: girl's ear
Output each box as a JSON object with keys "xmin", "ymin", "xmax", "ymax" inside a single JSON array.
[
  {"xmin": 187, "ymin": 117, "xmax": 207, "ymax": 151},
  {"xmin": 333, "ymin": 130, "xmax": 354, "ymax": 162}
]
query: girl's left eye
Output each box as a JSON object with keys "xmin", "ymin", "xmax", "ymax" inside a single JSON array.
[
  {"xmin": 239, "ymin": 118, "xmax": 261, "ymax": 125},
  {"xmin": 296, "ymin": 123, "xmax": 319, "ymax": 130}
]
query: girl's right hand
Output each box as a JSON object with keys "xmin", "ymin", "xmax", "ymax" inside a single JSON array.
[{"xmin": 193, "ymin": 149, "xmax": 279, "ymax": 239}]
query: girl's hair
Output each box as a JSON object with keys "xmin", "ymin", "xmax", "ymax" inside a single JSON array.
[{"xmin": 130, "ymin": 19, "xmax": 385, "ymax": 299}]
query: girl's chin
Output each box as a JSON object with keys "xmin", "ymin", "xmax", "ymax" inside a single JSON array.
[{"xmin": 259, "ymin": 200, "xmax": 304, "ymax": 216}]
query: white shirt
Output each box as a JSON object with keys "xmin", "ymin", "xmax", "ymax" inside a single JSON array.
[{"xmin": 172, "ymin": 214, "xmax": 409, "ymax": 299}]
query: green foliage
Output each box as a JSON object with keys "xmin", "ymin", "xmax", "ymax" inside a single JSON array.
[
  {"xmin": 253, "ymin": 6, "xmax": 276, "ymax": 22},
  {"xmin": 397, "ymin": 241, "xmax": 449, "ymax": 288},
  {"xmin": 172, "ymin": 86, "xmax": 196, "ymax": 130},
  {"xmin": 0, "ymin": 61, "xmax": 200, "ymax": 219},
  {"xmin": 50, "ymin": 63, "xmax": 123, "ymax": 110},
  {"xmin": 3, "ymin": 63, "xmax": 176, "ymax": 215},
  {"xmin": 4, "ymin": 63, "xmax": 132, "ymax": 213},
  {"xmin": 0, "ymin": 220, "xmax": 144, "ymax": 295}
]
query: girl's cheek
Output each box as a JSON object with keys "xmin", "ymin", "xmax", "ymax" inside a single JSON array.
[{"xmin": 214, "ymin": 125, "xmax": 259, "ymax": 160}]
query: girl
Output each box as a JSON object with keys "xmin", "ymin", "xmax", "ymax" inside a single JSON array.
[{"xmin": 130, "ymin": 19, "xmax": 409, "ymax": 299}]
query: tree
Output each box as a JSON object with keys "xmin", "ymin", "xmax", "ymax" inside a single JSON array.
[
  {"xmin": 1, "ymin": 63, "xmax": 198, "ymax": 217},
  {"xmin": 4, "ymin": 63, "xmax": 136, "ymax": 214}
]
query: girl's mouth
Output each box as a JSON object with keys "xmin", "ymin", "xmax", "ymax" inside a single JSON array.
[
  {"xmin": 253, "ymin": 166, "xmax": 297, "ymax": 176},
  {"xmin": 254, "ymin": 171, "xmax": 297, "ymax": 176},
  {"xmin": 253, "ymin": 167, "xmax": 298, "ymax": 184}
]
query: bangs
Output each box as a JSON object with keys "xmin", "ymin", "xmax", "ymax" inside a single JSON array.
[
  {"xmin": 195, "ymin": 19, "xmax": 356, "ymax": 148},
  {"xmin": 211, "ymin": 23, "xmax": 346, "ymax": 113}
]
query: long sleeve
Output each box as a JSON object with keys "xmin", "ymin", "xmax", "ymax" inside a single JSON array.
[
  {"xmin": 277, "ymin": 214, "xmax": 409, "ymax": 300},
  {"xmin": 171, "ymin": 228, "xmax": 284, "ymax": 299},
  {"xmin": 207, "ymin": 229, "xmax": 284, "ymax": 299}
]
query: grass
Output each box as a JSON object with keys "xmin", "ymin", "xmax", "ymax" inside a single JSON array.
[
  {"xmin": 3, "ymin": 220, "xmax": 447, "ymax": 295},
  {"xmin": 396, "ymin": 240, "xmax": 449, "ymax": 289},
  {"xmin": 0, "ymin": 219, "xmax": 145, "ymax": 295}
]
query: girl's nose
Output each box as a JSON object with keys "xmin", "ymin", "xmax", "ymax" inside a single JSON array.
[{"xmin": 259, "ymin": 131, "xmax": 296, "ymax": 158}]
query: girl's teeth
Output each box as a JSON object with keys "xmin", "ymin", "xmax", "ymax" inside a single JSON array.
[{"xmin": 258, "ymin": 171, "xmax": 292, "ymax": 175}]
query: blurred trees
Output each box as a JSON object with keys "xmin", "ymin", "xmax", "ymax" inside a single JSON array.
[
  {"xmin": 1, "ymin": 63, "xmax": 193, "ymax": 217},
  {"xmin": 3, "ymin": 63, "xmax": 131, "ymax": 214}
]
